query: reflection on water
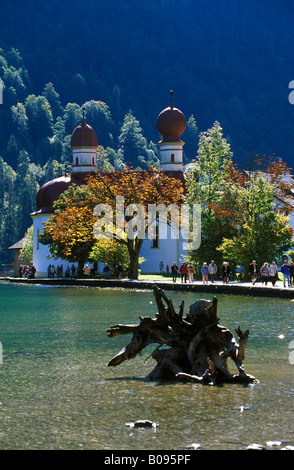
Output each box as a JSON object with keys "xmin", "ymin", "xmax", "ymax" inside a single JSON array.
[{"xmin": 0, "ymin": 282, "xmax": 293, "ymax": 450}]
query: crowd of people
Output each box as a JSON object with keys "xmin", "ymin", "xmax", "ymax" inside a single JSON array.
[
  {"xmin": 18, "ymin": 265, "xmax": 36, "ymax": 278},
  {"xmin": 160, "ymin": 259, "xmax": 294, "ymax": 288},
  {"xmin": 47, "ymin": 264, "xmax": 81, "ymax": 278},
  {"xmin": 45, "ymin": 262, "xmax": 125, "ymax": 279},
  {"xmin": 249, "ymin": 259, "xmax": 294, "ymax": 288},
  {"xmin": 47, "ymin": 263, "xmax": 97, "ymax": 278},
  {"xmin": 39, "ymin": 259, "xmax": 294, "ymax": 288},
  {"xmin": 164, "ymin": 260, "xmax": 229, "ymax": 284}
]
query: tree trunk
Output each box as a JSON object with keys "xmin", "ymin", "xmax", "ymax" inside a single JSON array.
[
  {"xmin": 107, "ymin": 285, "xmax": 258, "ymax": 385},
  {"xmin": 78, "ymin": 259, "xmax": 85, "ymax": 277},
  {"xmin": 127, "ymin": 238, "xmax": 143, "ymax": 279}
]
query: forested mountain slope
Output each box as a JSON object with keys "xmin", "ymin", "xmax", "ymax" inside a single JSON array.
[
  {"xmin": 0, "ymin": 0, "xmax": 293, "ymax": 266},
  {"xmin": 1, "ymin": 0, "xmax": 294, "ymax": 164}
]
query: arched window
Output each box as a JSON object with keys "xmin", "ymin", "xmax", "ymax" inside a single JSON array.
[
  {"xmin": 76, "ymin": 157, "xmax": 79, "ymax": 166},
  {"xmin": 151, "ymin": 220, "xmax": 159, "ymax": 249},
  {"xmin": 171, "ymin": 153, "xmax": 175, "ymax": 162}
]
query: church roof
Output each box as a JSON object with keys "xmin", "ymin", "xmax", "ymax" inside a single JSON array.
[
  {"xmin": 32, "ymin": 173, "xmax": 90, "ymax": 215},
  {"xmin": 8, "ymin": 237, "xmax": 26, "ymax": 250},
  {"xmin": 34, "ymin": 175, "xmax": 72, "ymax": 214},
  {"xmin": 156, "ymin": 91, "xmax": 186, "ymax": 142},
  {"xmin": 70, "ymin": 116, "xmax": 98, "ymax": 148},
  {"xmin": 33, "ymin": 113, "xmax": 98, "ymax": 215}
]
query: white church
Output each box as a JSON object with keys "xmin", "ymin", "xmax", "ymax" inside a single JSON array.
[{"xmin": 31, "ymin": 95, "xmax": 190, "ymax": 277}]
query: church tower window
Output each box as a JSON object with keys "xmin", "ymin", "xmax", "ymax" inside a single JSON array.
[{"xmin": 151, "ymin": 220, "xmax": 159, "ymax": 249}]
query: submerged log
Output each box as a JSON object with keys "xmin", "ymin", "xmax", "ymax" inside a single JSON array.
[{"xmin": 107, "ymin": 285, "xmax": 258, "ymax": 385}]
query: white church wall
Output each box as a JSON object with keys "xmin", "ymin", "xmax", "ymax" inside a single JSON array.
[
  {"xmin": 32, "ymin": 213, "xmax": 80, "ymax": 277},
  {"xmin": 140, "ymin": 232, "xmax": 187, "ymax": 273}
]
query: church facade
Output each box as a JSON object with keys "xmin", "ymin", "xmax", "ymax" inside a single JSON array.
[{"xmin": 31, "ymin": 96, "xmax": 189, "ymax": 277}]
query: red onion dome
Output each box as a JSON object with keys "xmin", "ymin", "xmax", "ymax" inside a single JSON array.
[
  {"xmin": 70, "ymin": 117, "xmax": 98, "ymax": 148},
  {"xmin": 156, "ymin": 92, "xmax": 186, "ymax": 142},
  {"xmin": 35, "ymin": 176, "xmax": 72, "ymax": 213}
]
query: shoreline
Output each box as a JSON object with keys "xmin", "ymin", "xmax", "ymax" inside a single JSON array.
[{"xmin": 2, "ymin": 276, "xmax": 294, "ymax": 299}]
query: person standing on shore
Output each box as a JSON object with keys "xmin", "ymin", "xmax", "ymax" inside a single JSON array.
[
  {"xmin": 289, "ymin": 261, "xmax": 294, "ymax": 287},
  {"xmin": 221, "ymin": 261, "xmax": 231, "ymax": 284},
  {"xmin": 171, "ymin": 262, "xmax": 178, "ymax": 283},
  {"xmin": 281, "ymin": 260, "xmax": 290, "ymax": 288},
  {"xmin": 180, "ymin": 262, "xmax": 188, "ymax": 283},
  {"xmin": 249, "ymin": 260, "xmax": 258, "ymax": 285},
  {"xmin": 269, "ymin": 261, "xmax": 278, "ymax": 286},
  {"xmin": 201, "ymin": 262, "xmax": 209, "ymax": 284},
  {"xmin": 83, "ymin": 265, "xmax": 90, "ymax": 276},
  {"xmin": 208, "ymin": 260, "xmax": 217, "ymax": 283},
  {"xmin": 103, "ymin": 263, "xmax": 110, "ymax": 279},
  {"xmin": 187, "ymin": 262, "xmax": 195, "ymax": 283},
  {"xmin": 117, "ymin": 262, "xmax": 124, "ymax": 279},
  {"xmin": 260, "ymin": 262, "xmax": 270, "ymax": 286},
  {"xmin": 50, "ymin": 264, "xmax": 55, "ymax": 278},
  {"xmin": 71, "ymin": 264, "xmax": 76, "ymax": 278}
]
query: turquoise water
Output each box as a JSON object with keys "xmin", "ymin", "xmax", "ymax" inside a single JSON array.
[{"xmin": 0, "ymin": 281, "xmax": 293, "ymax": 450}]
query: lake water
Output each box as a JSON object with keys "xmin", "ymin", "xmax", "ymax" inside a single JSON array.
[{"xmin": 0, "ymin": 281, "xmax": 293, "ymax": 450}]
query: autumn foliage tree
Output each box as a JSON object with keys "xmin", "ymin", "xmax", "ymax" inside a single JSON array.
[
  {"xmin": 39, "ymin": 167, "xmax": 184, "ymax": 278},
  {"xmin": 215, "ymin": 158, "xmax": 293, "ymax": 273},
  {"xmin": 186, "ymin": 128, "xmax": 294, "ymax": 276}
]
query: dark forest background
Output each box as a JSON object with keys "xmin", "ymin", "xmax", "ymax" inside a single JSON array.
[{"xmin": 1, "ymin": 0, "xmax": 294, "ymax": 266}]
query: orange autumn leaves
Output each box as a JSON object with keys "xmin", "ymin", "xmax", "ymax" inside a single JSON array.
[
  {"xmin": 40, "ymin": 167, "xmax": 184, "ymax": 262},
  {"xmin": 88, "ymin": 167, "xmax": 184, "ymax": 208}
]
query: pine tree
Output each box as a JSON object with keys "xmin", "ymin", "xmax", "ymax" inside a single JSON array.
[
  {"xmin": 118, "ymin": 111, "xmax": 151, "ymax": 169},
  {"xmin": 14, "ymin": 150, "xmax": 39, "ymax": 239}
]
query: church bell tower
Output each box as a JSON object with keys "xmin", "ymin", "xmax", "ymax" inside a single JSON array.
[
  {"xmin": 70, "ymin": 109, "xmax": 98, "ymax": 175},
  {"xmin": 156, "ymin": 91, "xmax": 186, "ymax": 174}
]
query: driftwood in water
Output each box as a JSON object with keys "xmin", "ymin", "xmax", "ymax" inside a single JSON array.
[{"xmin": 107, "ymin": 285, "xmax": 258, "ymax": 385}]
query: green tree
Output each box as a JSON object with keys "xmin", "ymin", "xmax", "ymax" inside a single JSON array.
[
  {"xmin": 183, "ymin": 115, "xmax": 198, "ymax": 163},
  {"xmin": 14, "ymin": 150, "xmax": 39, "ymax": 238},
  {"xmin": 24, "ymin": 94, "xmax": 54, "ymax": 144},
  {"xmin": 11, "ymin": 102, "xmax": 30, "ymax": 149},
  {"xmin": 89, "ymin": 240, "xmax": 130, "ymax": 277},
  {"xmin": 83, "ymin": 99, "xmax": 115, "ymax": 148},
  {"xmin": 3, "ymin": 65, "xmax": 26, "ymax": 100},
  {"xmin": 0, "ymin": 158, "xmax": 17, "ymax": 264},
  {"xmin": 62, "ymin": 103, "xmax": 83, "ymax": 135},
  {"xmin": 217, "ymin": 173, "xmax": 293, "ymax": 274},
  {"xmin": 6, "ymin": 134, "xmax": 19, "ymax": 167},
  {"xmin": 185, "ymin": 121, "xmax": 234, "ymax": 273},
  {"xmin": 42, "ymin": 82, "xmax": 63, "ymax": 118},
  {"xmin": 118, "ymin": 111, "xmax": 153, "ymax": 169},
  {"xmin": 19, "ymin": 224, "xmax": 33, "ymax": 265}
]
